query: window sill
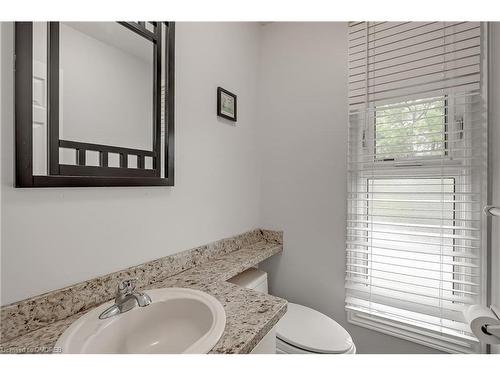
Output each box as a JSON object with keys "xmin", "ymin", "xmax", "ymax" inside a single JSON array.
[{"xmin": 347, "ymin": 310, "xmax": 484, "ymax": 354}]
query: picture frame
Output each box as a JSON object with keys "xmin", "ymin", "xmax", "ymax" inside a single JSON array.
[{"xmin": 217, "ymin": 87, "xmax": 237, "ymax": 122}]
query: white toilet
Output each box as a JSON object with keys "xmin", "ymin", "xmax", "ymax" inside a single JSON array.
[{"xmin": 229, "ymin": 268, "xmax": 356, "ymax": 354}]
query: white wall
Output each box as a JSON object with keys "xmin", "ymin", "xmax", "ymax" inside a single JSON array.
[
  {"xmin": 490, "ymin": 22, "xmax": 500, "ymax": 355},
  {"xmin": 0, "ymin": 22, "xmax": 262, "ymax": 305},
  {"xmin": 1, "ymin": 21, "xmax": 499, "ymax": 355},
  {"xmin": 257, "ymin": 22, "xmax": 440, "ymax": 354}
]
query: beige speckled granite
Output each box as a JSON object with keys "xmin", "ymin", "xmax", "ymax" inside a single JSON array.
[
  {"xmin": 0, "ymin": 229, "xmax": 270, "ymax": 342},
  {"xmin": 0, "ymin": 229, "xmax": 286, "ymax": 354},
  {"xmin": 261, "ymin": 229, "xmax": 283, "ymax": 245}
]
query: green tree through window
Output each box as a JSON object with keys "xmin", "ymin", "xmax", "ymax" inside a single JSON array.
[{"xmin": 375, "ymin": 97, "xmax": 446, "ymax": 160}]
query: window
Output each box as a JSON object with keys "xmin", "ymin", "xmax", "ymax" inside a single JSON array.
[
  {"xmin": 374, "ymin": 97, "xmax": 447, "ymax": 161},
  {"xmin": 363, "ymin": 177, "xmax": 457, "ymax": 303},
  {"xmin": 346, "ymin": 22, "xmax": 487, "ymax": 353}
]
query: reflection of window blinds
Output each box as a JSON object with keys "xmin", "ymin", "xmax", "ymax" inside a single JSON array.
[
  {"xmin": 160, "ymin": 84, "xmax": 166, "ymax": 178},
  {"xmin": 345, "ymin": 22, "xmax": 488, "ymax": 353},
  {"xmin": 160, "ymin": 85, "xmax": 166, "ymax": 136}
]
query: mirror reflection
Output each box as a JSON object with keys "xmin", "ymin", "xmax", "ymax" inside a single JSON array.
[{"xmin": 59, "ymin": 22, "xmax": 154, "ymax": 155}]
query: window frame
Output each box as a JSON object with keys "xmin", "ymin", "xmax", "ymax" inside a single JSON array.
[
  {"xmin": 362, "ymin": 176, "xmax": 458, "ymax": 296},
  {"xmin": 369, "ymin": 96, "xmax": 452, "ymax": 165},
  {"xmin": 347, "ymin": 93, "xmax": 482, "ymax": 353}
]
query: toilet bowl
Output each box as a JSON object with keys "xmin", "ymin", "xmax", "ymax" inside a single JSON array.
[
  {"xmin": 276, "ymin": 302, "xmax": 356, "ymax": 354},
  {"xmin": 228, "ymin": 268, "xmax": 356, "ymax": 354}
]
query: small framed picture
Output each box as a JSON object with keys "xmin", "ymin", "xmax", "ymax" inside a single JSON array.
[{"xmin": 217, "ymin": 87, "xmax": 237, "ymax": 122}]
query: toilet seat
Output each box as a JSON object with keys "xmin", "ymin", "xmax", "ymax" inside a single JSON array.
[{"xmin": 276, "ymin": 303, "xmax": 355, "ymax": 354}]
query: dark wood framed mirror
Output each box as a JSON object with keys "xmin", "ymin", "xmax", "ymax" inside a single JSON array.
[{"xmin": 14, "ymin": 21, "xmax": 175, "ymax": 187}]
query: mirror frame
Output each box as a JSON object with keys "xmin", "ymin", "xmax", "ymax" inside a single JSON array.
[{"xmin": 14, "ymin": 21, "xmax": 175, "ymax": 187}]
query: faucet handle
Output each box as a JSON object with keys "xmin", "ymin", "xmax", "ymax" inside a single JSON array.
[{"xmin": 117, "ymin": 278, "xmax": 137, "ymax": 297}]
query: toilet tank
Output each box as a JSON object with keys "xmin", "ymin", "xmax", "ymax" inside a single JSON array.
[
  {"xmin": 228, "ymin": 268, "xmax": 275, "ymax": 354},
  {"xmin": 228, "ymin": 268, "xmax": 268, "ymax": 294}
]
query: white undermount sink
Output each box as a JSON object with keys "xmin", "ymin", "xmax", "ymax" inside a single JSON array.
[{"xmin": 55, "ymin": 287, "xmax": 226, "ymax": 354}]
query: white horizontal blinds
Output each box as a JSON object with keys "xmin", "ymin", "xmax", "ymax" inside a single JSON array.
[
  {"xmin": 349, "ymin": 22, "xmax": 482, "ymax": 108},
  {"xmin": 346, "ymin": 22, "xmax": 487, "ymax": 353}
]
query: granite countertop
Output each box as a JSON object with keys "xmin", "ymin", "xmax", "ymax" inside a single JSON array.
[{"xmin": 0, "ymin": 235, "xmax": 287, "ymax": 354}]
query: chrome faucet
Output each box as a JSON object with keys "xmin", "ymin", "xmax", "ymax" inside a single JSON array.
[{"xmin": 99, "ymin": 278, "xmax": 152, "ymax": 319}]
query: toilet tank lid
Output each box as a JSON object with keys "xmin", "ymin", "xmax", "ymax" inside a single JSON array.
[
  {"xmin": 227, "ymin": 268, "xmax": 267, "ymax": 289},
  {"xmin": 276, "ymin": 303, "xmax": 354, "ymax": 354}
]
